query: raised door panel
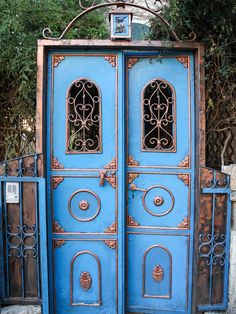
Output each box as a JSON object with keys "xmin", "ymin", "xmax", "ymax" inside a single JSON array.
[
  {"xmin": 127, "ymin": 234, "xmax": 189, "ymax": 312},
  {"xmin": 127, "ymin": 55, "xmax": 192, "ymax": 168},
  {"xmin": 51, "ymin": 176, "xmax": 117, "ymax": 234},
  {"xmin": 50, "ymin": 53, "xmax": 117, "ymax": 170},
  {"xmin": 53, "ymin": 240, "xmax": 117, "ymax": 313},
  {"xmin": 127, "ymin": 172, "xmax": 190, "ymax": 229}
]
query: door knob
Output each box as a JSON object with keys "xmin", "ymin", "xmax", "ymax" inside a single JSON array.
[{"xmin": 99, "ymin": 170, "xmax": 107, "ymax": 186}]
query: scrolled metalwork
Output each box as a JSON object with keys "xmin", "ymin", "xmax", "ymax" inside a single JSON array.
[
  {"xmin": 67, "ymin": 78, "xmax": 101, "ymax": 153},
  {"xmin": 198, "ymin": 233, "xmax": 226, "ymax": 266},
  {"xmin": 42, "ymin": 1, "xmax": 196, "ymax": 41},
  {"xmin": 7, "ymin": 224, "xmax": 38, "ymax": 258},
  {"xmin": 142, "ymin": 79, "xmax": 175, "ymax": 151}
]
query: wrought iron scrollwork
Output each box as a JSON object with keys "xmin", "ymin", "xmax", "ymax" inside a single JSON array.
[
  {"xmin": 42, "ymin": 1, "xmax": 196, "ymax": 41},
  {"xmin": 67, "ymin": 78, "xmax": 101, "ymax": 153},
  {"xmin": 198, "ymin": 233, "xmax": 226, "ymax": 266},
  {"xmin": 7, "ymin": 224, "xmax": 38, "ymax": 258},
  {"xmin": 142, "ymin": 79, "xmax": 175, "ymax": 151}
]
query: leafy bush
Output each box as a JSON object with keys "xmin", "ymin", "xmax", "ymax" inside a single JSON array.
[
  {"xmin": 0, "ymin": 0, "xmax": 108, "ymax": 160},
  {"xmin": 150, "ymin": 0, "xmax": 236, "ymax": 167}
]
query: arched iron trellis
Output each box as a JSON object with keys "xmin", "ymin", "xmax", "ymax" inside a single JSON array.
[{"xmin": 42, "ymin": 0, "xmax": 196, "ymax": 41}]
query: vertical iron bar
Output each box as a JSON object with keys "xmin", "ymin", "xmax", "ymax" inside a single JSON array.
[
  {"xmin": 0, "ymin": 182, "xmax": 5, "ymax": 299},
  {"xmin": 19, "ymin": 181, "xmax": 25, "ymax": 298},
  {"xmin": 34, "ymin": 153, "xmax": 38, "ymax": 177},
  {"xmin": 3, "ymin": 182, "xmax": 9, "ymax": 297},
  {"xmin": 209, "ymin": 172, "xmax": 217, "ymax": 304},
  {"xmin": 18, "ymin": 158, "xmax": 23, "ymax": 177},
  {"xmin": 35, "ymin": 182, "xmax": 40, "ymax": 298}
]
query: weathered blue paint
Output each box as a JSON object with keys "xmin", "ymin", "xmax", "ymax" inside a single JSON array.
[{"xmin": 46, "ymin": 50, "xmax": 195, "ymax": 314}]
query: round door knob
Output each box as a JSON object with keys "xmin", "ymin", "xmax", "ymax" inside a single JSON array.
[
  {"xmin": 79, "ymin": 200, "xmax": 89, "ymax": 210},
  {"xmin": 153, "ymin": 196, "xmax": 164, "ymax": 206}
]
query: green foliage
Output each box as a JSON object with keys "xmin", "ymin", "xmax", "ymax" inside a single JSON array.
[
  {"xmin": 0, "ymin": 0, "xmax": 108, "ymax": 160},
  {"xmin": 150, "ymin": 0, "xmax": 236, "ymax": 166}
]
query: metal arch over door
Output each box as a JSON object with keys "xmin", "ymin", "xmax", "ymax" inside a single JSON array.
[{"xmin": 46, "ymin": 49, "xmax": 195, "ymax": 314}]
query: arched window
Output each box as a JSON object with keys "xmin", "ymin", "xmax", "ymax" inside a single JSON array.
[
  {"xmin": 142, "ymin": 79, "xmax": 176, "ymax": 152},
  {"xmin": 67, "ymin": 78, "xmax": 102, "ymax": 153}
]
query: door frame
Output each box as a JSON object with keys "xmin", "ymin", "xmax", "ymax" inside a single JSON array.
[{"xmin": 36, "ymin": 39, "xmax": 205, "ymax": 314}]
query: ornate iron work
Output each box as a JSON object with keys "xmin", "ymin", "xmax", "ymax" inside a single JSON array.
[
  {"xmin": 152, "ymin": 265, "xmax": 164, "ymax": 282},
  {"xmin": 127, "ymin": 215, "xmax": 140, "ymax": 227},
  {"xmin": 128, "ymin": 172, "xmax": 139, "ymax": 184},
  {"xmin": 104, "ymin": 222, "xmax": 117, "ymax": 234},
  {"xmin": 67, "ymin": 78, "xmax": 101, "ymax": 153},
  {"xmin": 53, "ymin": 176, "xmax": 64, "ymax": 189},
  {"xmin": 178, "ymin": 174, "xmax": 190, "ymax": 186},
  {"xmin": 198, "ymin": 234, "xmax": 226, "ymax": 266},
  {"xmin": 178, "ymin": 155, "xmax": 190, "ymax": 167},
  {"xmin": 80, "ymin": 272, "xmax": 92, "ymax": 291},
  {"xmin": 153, "ymin": 196, "xmax": 164, "ymax": 206},
  {"xmin": 128, "ymin": 155, "xmax": 139, "ymax": 166},
  {"xmin": 104, "ymin": 240, "xmax": 117, "ymax": 249},
  {"xmin": 176, "ymin": 57, "xmax": 188, "ymax": 68},
  {"xmin": 127, "ymin": 57, "xmax": 139, "ymax": 69},
  {"xmin": 52, "ymin": 157, "xmax": 64, "ymax": 169},
  {"xmin": 0, "ymin": 153, "xmax": 40, "ymax": 177},
  {"xmin": 54, "ymin": 239, "xmax": 66, "ymax": 248},
  {"xmin": 53, "ymin": 55, "xmax": 65, "ymax": 67},
  {"xmin": 6, "ymin": 224, "xmax": 37, "ymax": 258},
  {"xmin": 53, "ymin": 221, "xmax": 65, "ymax": 233},
  {"xmin": 142, "ymin": 79, "xmax": 175, "ymax": 151},
  {"xmin": 104, "ymin": 55, "xmax": 117, "ymax": 67},
  {"xmin": 104, "ymin": 157, "xmax": 117, "ymax": 170},
  {"xmin": 42, "ymin": 1, "xmax": 196, "ymax": 41},
  {"xmin": 79, "ymin": 200, "xmax": 90, "ymax": 210},
  {"xmin": 105, "ymin": 176, "xmax": 117, "ymax": 189},
  {"xmin": 177, "ymin": 217, "xmax": 190, "ymax": 229}
]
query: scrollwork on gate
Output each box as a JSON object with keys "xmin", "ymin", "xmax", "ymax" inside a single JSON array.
[
  {"xmin": 42, "ymin": 1, "xmax": 196, "ymax": 41},
  {"xmin": 67, "ymin": 78, "xmax": 102, "ymax": 153},
  {"xmin": 142, "ymin": 79, "xmax": 176, "ymax": 152}
]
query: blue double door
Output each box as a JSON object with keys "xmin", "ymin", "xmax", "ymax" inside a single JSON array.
[{"xmin": 47, "ymin": 50, "xmax": 195, "ymax": 314}]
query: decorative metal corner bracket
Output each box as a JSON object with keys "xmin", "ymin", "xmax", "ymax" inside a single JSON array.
[
  {"xmin": 127, "ymin": 57, "xmax": 139, "ymax": 69},
  {"xmin": 53, "ymin": 176, "xmax": 64, "ymax": 189},
  {"xmin": 104, "ymin": 55, "xmax": 117, "ymax": 67},
  {"xmin": 105, "ymin": 176, "xmax": 117, "ymax": 189},
  {"xmin": 177, "ymin": 217, "xmax": 190, "ymax": 229},
  {"xmin": 52, "ymin": 157, "xmax": 64, "ymax": 169},
  {"xmin": 176, "ymin": 57, "xmax": 189, "ymax": 68},
  {"xmin": 53, "ymin": 55, "xmax": 65, "ymax": 67},
  {"xmin": 54, "ymin": 239, "xmax": 66, "ymax": 248},
  {"xmin": 104, "ymin": 157, "xmax": 117, "ymax": 170},
  {"xmin": 104, "ymin": 221, "xmax": 117, "ymax": 234},
  {"xmin": 103, "ymin": 240, "xmax": 117, "ymax": 249},
  {"xmin": 128, "ymin": 155, "xmax": 139, "ymax": 167},
  {"xmin": 53, "ymin": 221, "xmax": 65, "ymax": 233},
  {"xmin": 42, "ymin": 1, "xmax": 196, "ymax": 42},
  {"xmin": 127, "ymin": 215, "xmax": 140, "ymax": 227},
  {"xmin": 178, "ymin": 155, "xmax": 190, "ymax": 167},
  {"xmin": 128, "ymin": 173, "xmax": 139, "ymax": 184},
  {"xmin": 177, "ymin": 174, "xmax": 190, "ymax": 186}
]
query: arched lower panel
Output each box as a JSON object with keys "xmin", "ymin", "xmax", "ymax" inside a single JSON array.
[
  {"xmin": 70, "ymin": 250, "xmax": 101, "ymax": 306},
  {"xmin": 143, "ymin": 245, "xmax": 172, "ymax": 298}
]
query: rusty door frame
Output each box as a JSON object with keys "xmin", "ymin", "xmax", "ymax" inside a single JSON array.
[{"xmin": 35, "ymin": 39, "xmax": 205, "ymax": 314}]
